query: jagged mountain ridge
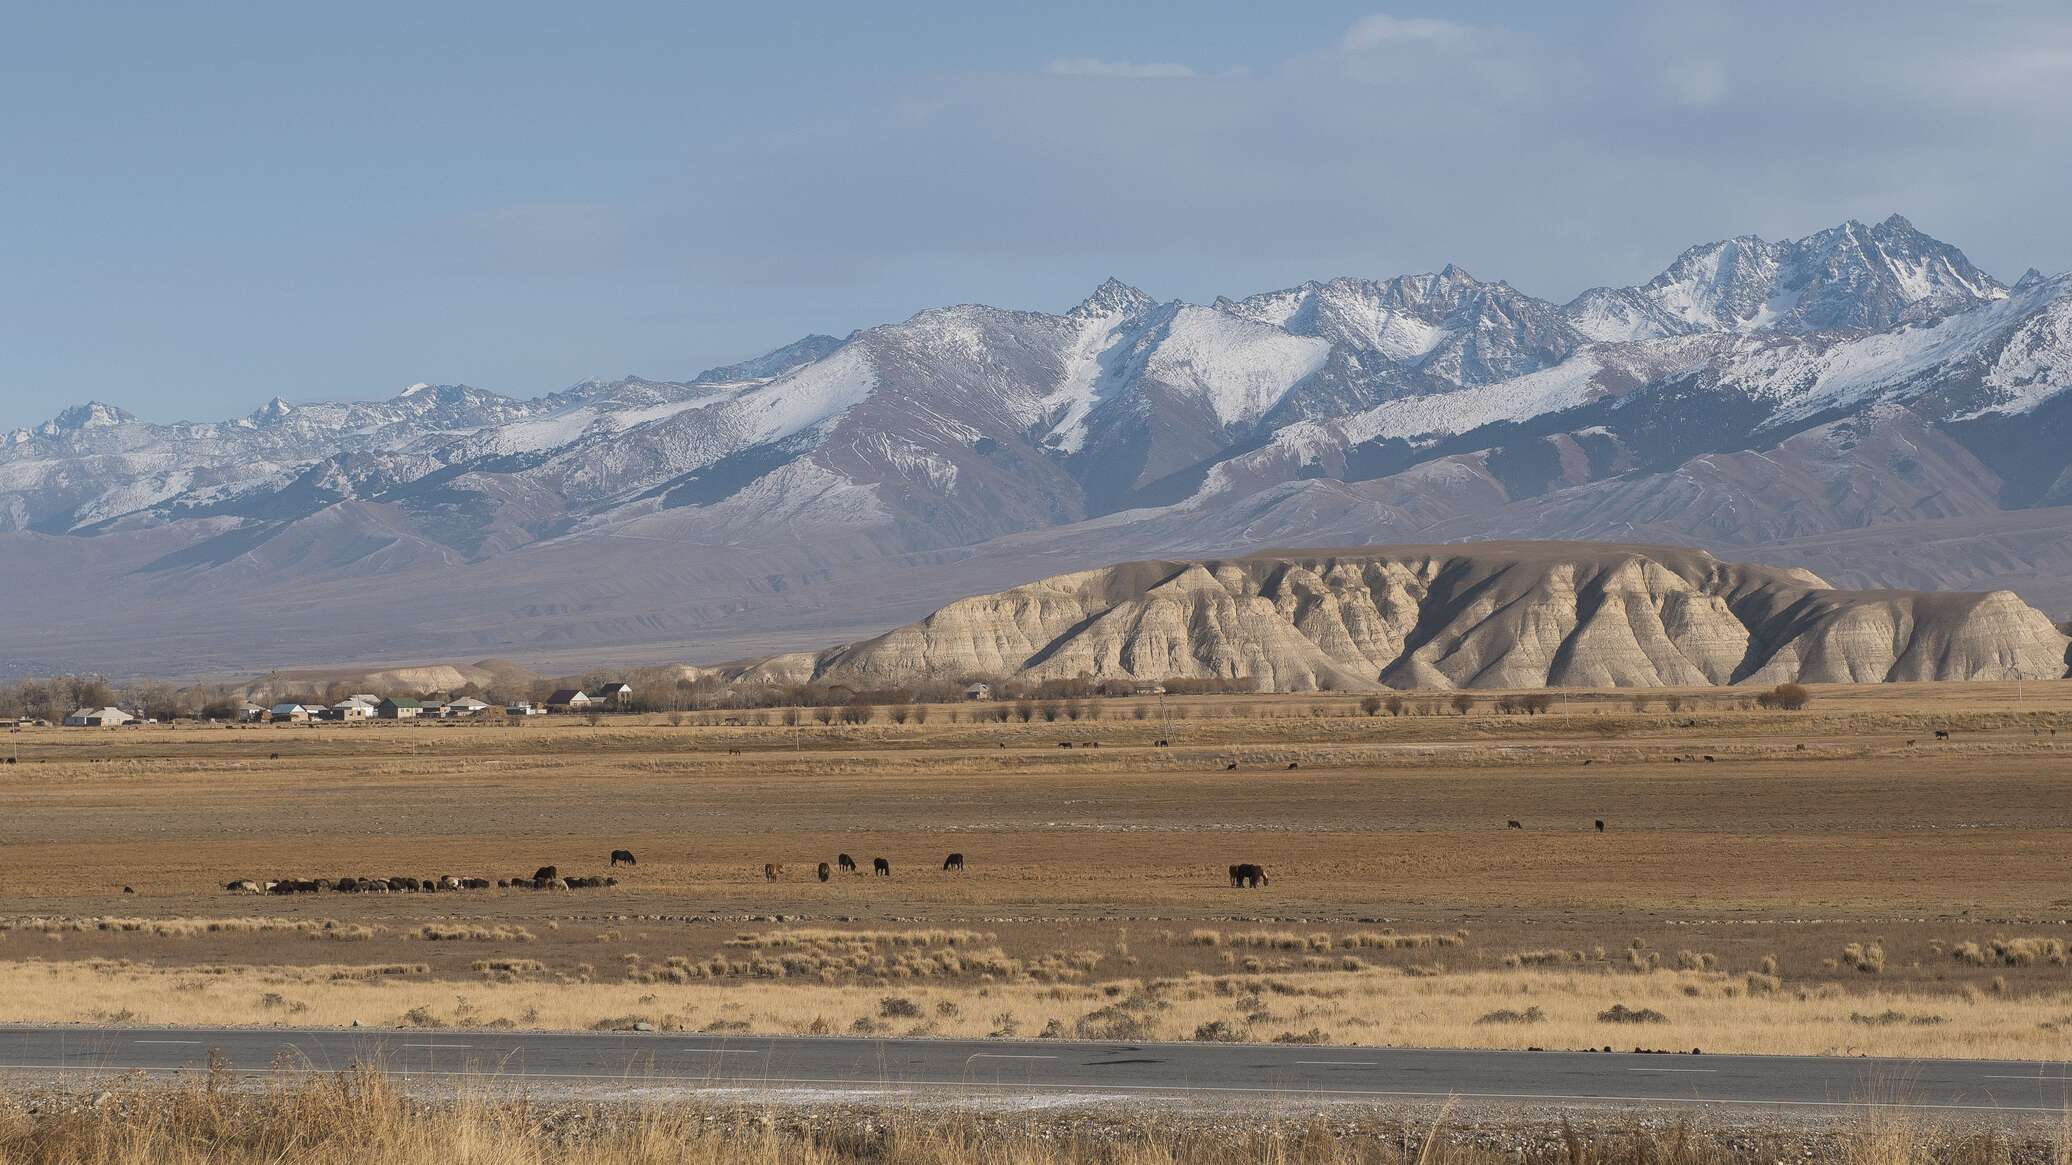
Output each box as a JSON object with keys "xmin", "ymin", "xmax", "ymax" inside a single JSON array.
[
  {"xmin": 808, "ymin": 545, "xmax": 2072, "ymax": 691},
  {"xmin": 3, "ymin": 213, "xmax": 2071, "ymax": 676}
]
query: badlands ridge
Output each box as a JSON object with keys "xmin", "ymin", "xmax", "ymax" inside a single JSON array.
[{"xmin": 751, "ymin": 543, "xmax": 2072, "ymax": 692}]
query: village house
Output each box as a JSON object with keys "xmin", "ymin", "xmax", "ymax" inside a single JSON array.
[
  {"xmin": 64, "ymin": 706, "xmax": 135, "ymax": 727},
  {"xmin": 593, "ymin": 681, "xmax": 634, "ymax": 708},
  {"xmin": 330, "ymin": 695, "xmax": 377, "ymax": 720},
  {"xmin": 235, "ymin": 702, "xmax": 268, "ymax": 722},
  {"xmin": 442, "ymin": 696, "xmax": 491, "ymax": 716},
  {"xmin": 962, "ymin": 682, "xmax": 993, "ymax": 701},
  {"xmin": 377, "ymin": 697, "xmax": 423, "ymax": 720},
  {"xmin": 545, "ymin": 689, "xmax": 592, "ymax": 713},
  {"xmin": 268, "ymin": 703, "xmax": 313, "ymax": 723},
  {"xmin": 505, "ymin": 701, "xmax": 546, "ymax": 716}
]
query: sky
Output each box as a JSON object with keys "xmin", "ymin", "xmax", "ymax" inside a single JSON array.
[{"xmin": 5, "ymin": 0, "xmax": 2072, "ymax": 429}]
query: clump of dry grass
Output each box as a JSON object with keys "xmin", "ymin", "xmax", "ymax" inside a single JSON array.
[
  {"xmin": 1502, "ymin": 948, "xmax": 1587, "ymax": 968},
  {"xmin": 1338, "ymin": 929, "xmax": 1468, "ymax": 950},
  {"xmin": 1950, "ymin": 937, "xmax": 2067, "ymax": 967},
  {"xmin": 411, "ymin": 923, "xmax": 536, "ymax": 942},
  {"xmin": 1841, "ymin": 943, "xmax": 1886, "ymax": 975}
]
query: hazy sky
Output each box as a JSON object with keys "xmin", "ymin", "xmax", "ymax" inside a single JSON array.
[{"xmin": 6, "ymin": 1, "xmax": 2071, "ymax": 428}]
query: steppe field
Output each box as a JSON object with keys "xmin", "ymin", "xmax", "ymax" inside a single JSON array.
[{"xmin": 4, "ymin": 683, "xmax": 2072, "ymax": 1061}]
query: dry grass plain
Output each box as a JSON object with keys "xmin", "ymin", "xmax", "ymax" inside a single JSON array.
[{"xmin": 4, "ymin": 682, "xmax": 2072, "ymax": 1058}]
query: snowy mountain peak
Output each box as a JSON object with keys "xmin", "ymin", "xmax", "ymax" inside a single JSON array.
[
  {"xmin": 1564, "ymin": 216, "xmax": 2004, "ymax": 341},
  {"xmin": 2014, "ymin": 268, "xmax": 2049, "ymax": 292},
  {"xmin": 399, "ymin": 382, "xmax": 433, "ymax": 397},
  {"xmin": 1070, "ymin": 277, "xmax": 1158, "ymax": 320},
  {"xmin": 36, "ymin": 401, "xmax": 135, "ymax": 436},
  {"xmin": 250, "ymin": 396, "xmax": 296, "ymax": 422}
]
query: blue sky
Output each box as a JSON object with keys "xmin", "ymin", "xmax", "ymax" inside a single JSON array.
[{"xmin": 5, "ymin": 1, "xmax": 2071, "ymax": 428}]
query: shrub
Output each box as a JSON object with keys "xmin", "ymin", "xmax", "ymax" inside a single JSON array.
[
  {"xmin": 1597, "ymin": 1004, "xmax": 1667, "ymax": 1024},
  {"xmin": 878, "ymin": 996, "xmax": 922, "ymax": 1019},
  {"xmin": 1474, "ymin": 1007, "xmax": 1546, "ymax": 1025}
]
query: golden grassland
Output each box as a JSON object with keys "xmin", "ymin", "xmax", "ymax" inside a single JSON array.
[
  {"xmin": 3, "ymin": 681, "xmax": 2072, "ymax": 1059},
  {"xmin": 14, "ymin": 959, "xmax": 2072, "ymax": 1060},
  {"xmin": 0, "ymin": 1067, "xmax": 2063, "ymax": 1165}
]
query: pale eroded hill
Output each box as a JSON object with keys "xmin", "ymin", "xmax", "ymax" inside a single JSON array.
[{"xmin": 809, "ymin": 544, "xmax": 2070, "ymax": 691}]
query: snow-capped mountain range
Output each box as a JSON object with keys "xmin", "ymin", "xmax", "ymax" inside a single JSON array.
[{"xmin": 6, "ymin": 214, "xmax": 2071, "ymax": 676}]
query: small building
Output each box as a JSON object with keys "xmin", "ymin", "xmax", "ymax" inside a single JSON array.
[
  {"xmin": 962, "ymin": 682, "xmax": 993, "ymax": 701},
  {"xmin": 235, "ymin": 702, "xmax": 268, "ymax": 722},
  {"xmin": 1132, "ymin": 683, "xmax": 1167, "ymax": 696},
  {"xmin": 545, "ymin": 689, "xmax": 592, "ymax": 712},
  {"xmin": 64, "ymin": 706, "xmax": 135, "ymax": 727},
  {"xmin": 506, "ymin": 702, "xmax": 546, "ymax": 717},
  {"xmin": 443, "ymin": 696, "xmax": 491, "ymax": 716},
  {"xmin": 377, "ymin": 697, "xmax": 424, "ymax": 720},
  {"xmin": 594, "ymin": 681, "xmax": 634, "ymax": 707},
  {"xmin": 331, "ymin": 696, "xmax": 378, "ymax": 720},
  {"xmin": 268, "ymin": 703, "xmax": 313, "ymax": 723}
]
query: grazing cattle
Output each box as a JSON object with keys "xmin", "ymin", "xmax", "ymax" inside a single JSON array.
[
  {"xmin": 1507, "ymin": 820, "xmax": 1523, "ymax": 829},
  {"xmin": 1155, "ymin": 739, "xmax": 1169, "ymax": 747},
  {"xmin": 763, "ymin": 863, "xmax": 781, "ymax": 882},
  {"xmin": 1907, "ymin": 739, "xmax": 1916, "ymax": 746},
  {"xmin": 566, "ymin": 875, "xmax": 609, "ymax": 889},
  {"xmin": 1582, "ymin": 759, "xmax": 1593, "ymax": 766},
  {"xmin": 533, "ymin": 865, "xmax": 558, "ymax": 882},
  {"xmin": 1059, "ymin": 741, "xmax": 1072, "ymax": 748},
  {"xmin": 122, "ymin": 886, "xmax": 134, "ymax": 894},
  {"xmin": 1934, "ymin": 729, "xmax": 1951, "ymax": 741},
  {"xmin": 943, "ymin": 852, "xmax": 965, "ymax": 872},
  {"xmin": 1230, "ymin": 862, "xmax": 1268, "ymax": 888},
  {"xmin": 873, "ymin": 857, "xmax": 891, "ymax": 876},
  {"xmin": 1703, "ymin": 755, "xmax": 1715, "ymax": 763},
  {"xmin": 269, "ymin": 752, "xmax": 279, "ymax": 760},
  {"xmin": 817, "ymin": 862, "xmax": 831, "ymax": 882},
  {"xmin": 496, "ymin": 879, "xmax": 511, "ymax": 889},
  {"xmin": 335, "ymin": 877, "xmax": 360, "ymax": 892},
  {"xmin": 545, "ymin": 877, "xmax": 569, "ymax": 891},
  {"xmin": 390, "ymin": 876, "xmax": 421, "ymax": 892},
  {"xmin": 1287, "ymin": 762, "xmax": 1299, "ymax": 770},
  {"xmin": 609, "ymin": 849, "xmax": 637, "ymax": 867},
  {"xmin": 1224, "ymin": 762, "xmax": 1238, "ymax": 771},
  {"xmin": 1087, "ymin": 741, "xmax": 1099, "ymax": 748},
  {"xmin": 838, "ymin": 853, "xmax": 857, "ymax": 874},
  {"xmin": 461, "ymin": 877, "xmax": 491, "ymax": 890},
  {"xmin": 226, "ymin": 879, "xmax": 260, "ymax": 894},
  {"xmin": 1594, "ymin": 819, "xmax": 1605, "ymax": 832}
]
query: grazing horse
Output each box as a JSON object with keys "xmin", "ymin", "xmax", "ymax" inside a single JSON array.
[
  {"xmin": 873, "ymin": 857, "xmax": 891, "ymax": 876},
  {"xmin": 838, "ymin": 853, "xmax": 857, "ymax": 874},
  {"xmin": 1594, "ymin": 819, "xmax": 1605, "ymax": 832},
  {"xmin": 817, "ymin": 862, "xmax": 831, "ymax": 882},
  {"xmin": 1934, "ymin": 729, "xmax": 1952, "ymax": 740},
  {"xmin": 763, "ymin": 863, "xmax": 781, "ymax": 882},
  {"xmin": 1230, "ymin": 863, "xmax": 1267, "ymax": 889},
  {"xmin": 943, "ymin": 852, "xmax": 965, "ymax": 872},
  {"xmin": 1507, "ymin": 820, "xmax": 1523, "ymax": 829},
  {"xmin": 609, "ymin": 849, "xmax": 637, "ymax": 867}
]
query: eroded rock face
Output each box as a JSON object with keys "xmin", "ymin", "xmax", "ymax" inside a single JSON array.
[{"xmin": 809, "ymin": 543, "xmax": 2070, "ymax": 691}]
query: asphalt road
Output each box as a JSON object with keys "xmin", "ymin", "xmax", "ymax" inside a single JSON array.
[{"xmin": 4, "ymin": 1026, "xmax": 2072, "ymax": 1114}]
